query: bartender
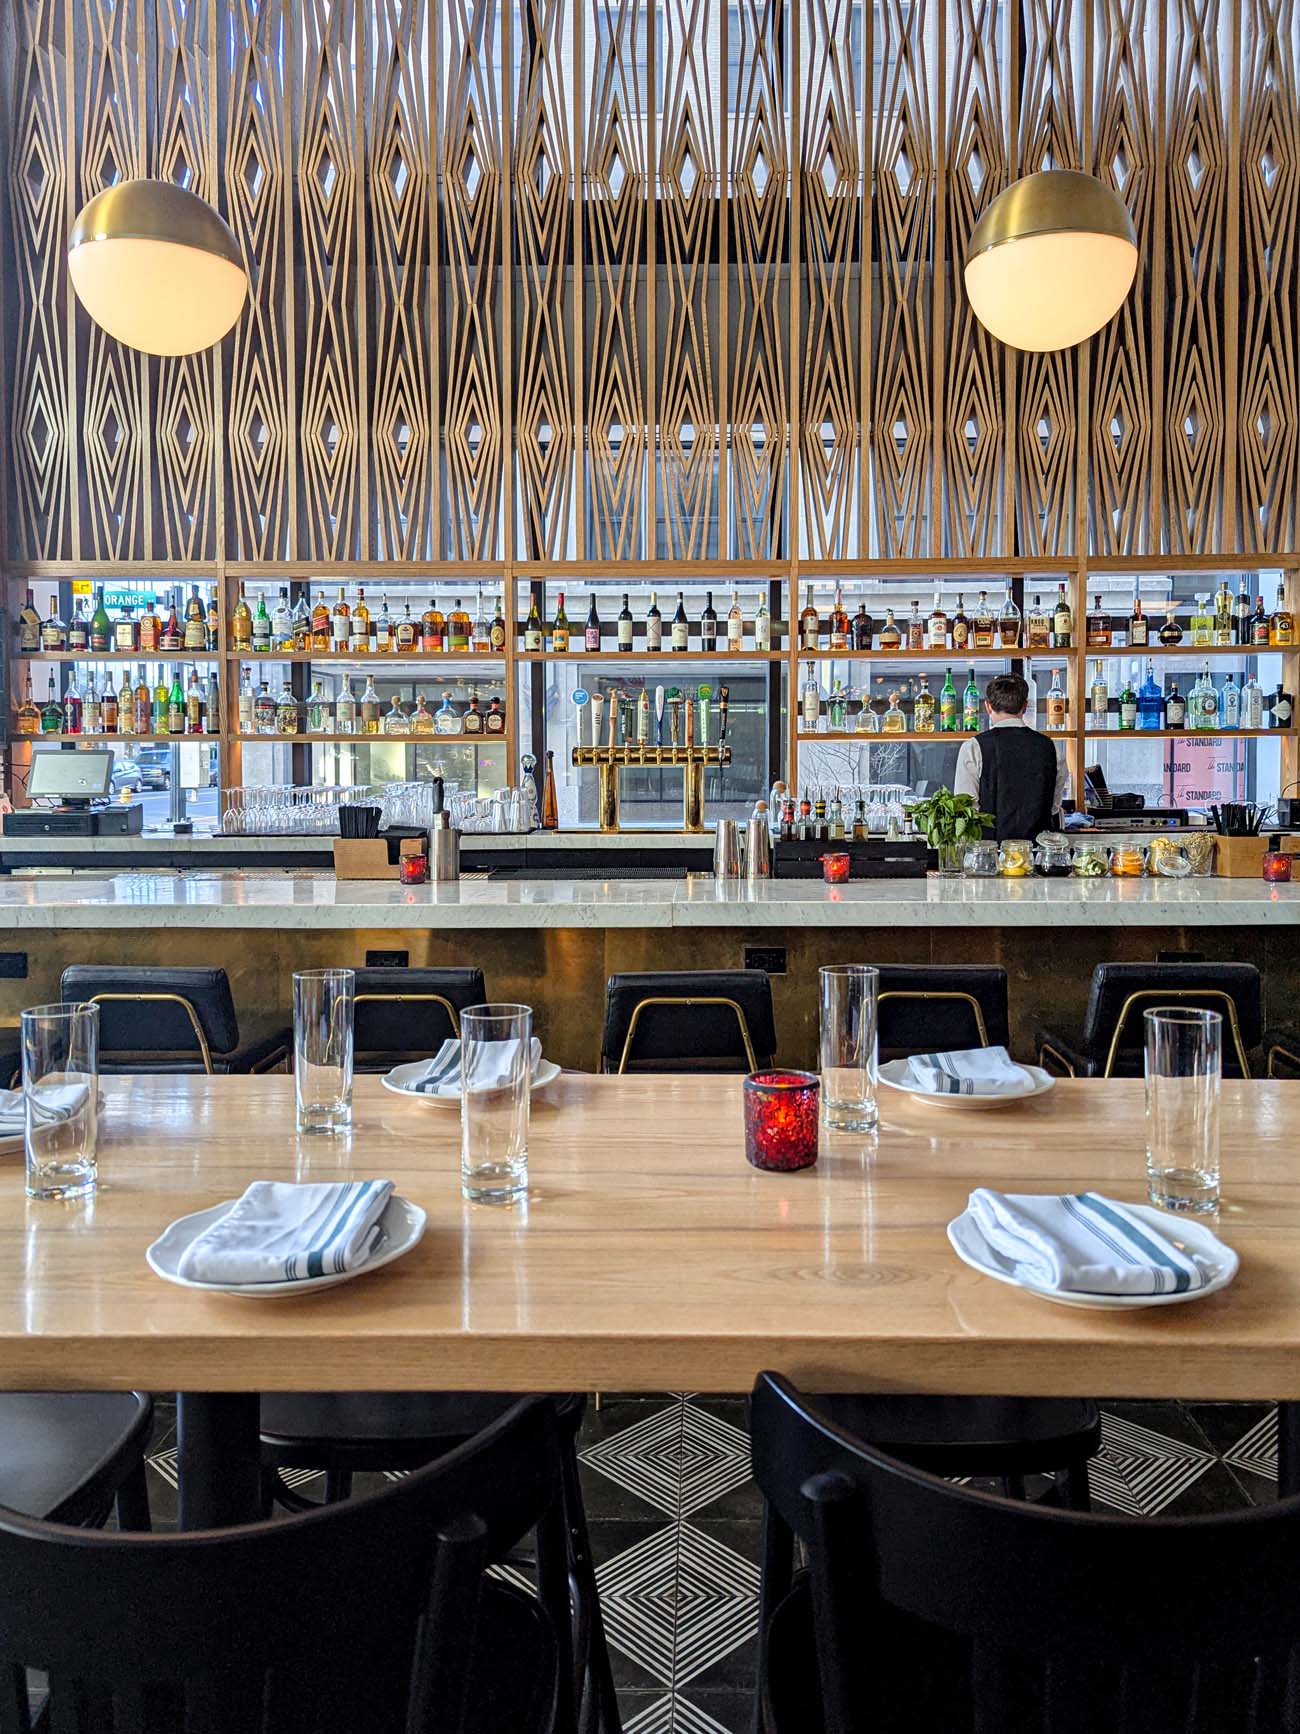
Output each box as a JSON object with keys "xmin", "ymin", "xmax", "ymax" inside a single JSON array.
[{"xmin": 954, "ymin": 673, "xmax": 1067, "ymax": 840}]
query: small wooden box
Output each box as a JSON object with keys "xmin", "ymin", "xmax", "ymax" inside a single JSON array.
[
  {"xmin": 1214, "ymin": 835, "xmax": 1272, "ymax": 878},
  {"xmin": 332, "ymin": 836, "xmax": 424, "ymax": 880}
]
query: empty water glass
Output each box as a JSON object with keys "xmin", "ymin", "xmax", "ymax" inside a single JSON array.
[
  {"xmin": 22, "ymin": 1002, "xmax": 98, "ymax": 1200},
  {"xmin": 461, "ymin": 1004, "xmax": 533, "ymax": 1203},
  {"xmin": 1145, "ymin": 1007, "xmax": 1221, "ymax": 1212},
  {"xmin": 294, "ymin": 969, "xmax": 355, "ymax": 1134},
  {"xmin": 819, "ymin": 965, "xmax": 879, "ymax": 1132}
]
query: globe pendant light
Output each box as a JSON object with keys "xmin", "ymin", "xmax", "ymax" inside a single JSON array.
[
  {"xmin": 68, "ymin": 179, "xmax": 247, "ymax": 356},
  {"xmin": 964, "ymin": 169, "xmax": 1138, "ymax": 352}
]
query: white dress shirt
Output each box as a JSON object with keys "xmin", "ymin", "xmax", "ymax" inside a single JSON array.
[{"xmin": 953, "ymin": 714, "xmax": 1070, "ymax": 815}]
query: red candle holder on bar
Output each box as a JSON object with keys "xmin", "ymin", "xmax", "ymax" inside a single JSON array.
[
  {"xmin": 399, "ymin": 852, "xmax": 429, "ymax": 885},
  {"xmin": 821, "ymin": 852, "xmax": 851, "ymax": 884},
  {"xmin": 1263, "ymin": 850, "xmax": 1293, "ymax": 884},
  {"xmin": 743, "ymin": 1069, "xmax": 820, "ymax": 1171}
]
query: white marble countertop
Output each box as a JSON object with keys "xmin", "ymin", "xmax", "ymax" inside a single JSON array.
[
  {"xmin": 0, "ymin": 871, "xmax": 1295, "ymax": 929},
  {"xmin": 0, "ymin": 828, "xmax": 709, "ymax": 855}
]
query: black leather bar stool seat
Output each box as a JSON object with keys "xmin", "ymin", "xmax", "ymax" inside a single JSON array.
[
  {"xmin": 1037, "ymin": 961, "xmax": 1261, "ymax": 1077},
  {"xmin": 600, "ymin": 969, "xmax": 777, "ymax": 1072},
  {"xmin": 0, "ymin": 1392, "xmax": 152, "ymax": 1527},
  {"xmin": 1264, "ymin": 1025, "xmax": 1300, "ymax": 1077},
  {"xmin": 60, "ymin": 965, "xmax": 290, "ymax": 1074},
  {"xmin": 351, "ymin": 965, "xmax": 486, "ymax": 1071},
  {"xmin": 875, "ymin": 964, "xmax": 1009, "ymax": 1062}
]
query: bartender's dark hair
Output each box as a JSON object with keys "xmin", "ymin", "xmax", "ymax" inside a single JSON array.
[{"xmin": 985, "ymin": 673, "xmax": 1030, "ymax": 715}]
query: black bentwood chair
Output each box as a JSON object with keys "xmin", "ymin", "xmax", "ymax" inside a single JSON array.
[
  {"xmin": 873, "ymin": 963, "xmax": 1010, "ymax": 1063},
  {"xmin": 751, "ymin": 1372, "xmax": 1300, "ymax": 1734},
  {"xmin": 1036, "ymin": 961, "xmax": 1262, "ymax": 1078},
  {"xmin": 0, "ymin": 1391, "xmax": 152, "ymax": 1529},
  {"xmin": 1264, "ymin": 1024, "xmax": 1300, "ymax": 1077},
  {"xmin": 0, "ymin": 1396, "xmax": 575, "ymax": 1734},
  {"xmin": 599, "ymin": 969, "xmax": 777, "ymax": 1072},
  {"xmin": 60, "ymin": 965, "xmax": 291, "ymax": 1075},
  {"xmin": 351, "ymin": 965, "xmax": 487, "ymax": 1071}
]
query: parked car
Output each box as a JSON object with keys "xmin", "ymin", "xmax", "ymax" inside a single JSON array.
[
  {"xmin": 132, "ymin": 747, "xmax": 171, "ymax": 791},
  {"xmin": 110, "ymin": 757, "xmax": 143, "ymax": 794}
]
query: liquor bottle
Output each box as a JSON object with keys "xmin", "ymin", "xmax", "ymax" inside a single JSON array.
[
  {"xmin": 1158, "ymin": 602, "xmax": 1184, "ymax": 646},
  {"xmin": 134, "ymin": 668, "xmax": 152, "ymax": 736},
  {"xmin": 307, "ymin": 680, "xmax": 331, "ymax": 733},
  {"xmin": 913, "ymin": 673, "xmax": 936, "ymax": 733},
  {"xmin": 1052, "ymin": 583, "xmax": 1072, "ymax": 649},
  {"xmin": 950, "ymin": 594, "xmax": 970, "ymax": 652},
  {"xmin": 448, "ymin": 598, "xmax": 471, "ymax": 653},
  {"xmin": 472, "ymin": 588, "xmax": 490, "ymax": 653},
  {"xmin": 878, "ymin": 608, "xmax": 902, "ymax": 651},
  {"xmin": 65, "ymin": 597, "xmax": 89, "ymax": 653},
  {"xmin": 618, "ymin": 592, "xmax": 634, "ymax": 652},
  {"xmin": 1090, "ymin": 660, "xmax": 1109, "ymax": 730},
  {"xmin": 1213, "ymin": 580, "xmax": 1234, "ymax": 646},
  {"xmin": 360, "ymin": 675, "xmax": 381, "ymax": 735},
  {"xmin": 646, "ymin": 592, "xmax": 663, "ymax": 652},
  {"xmin": 1026, "ymin": 594, "xmax": 1052, "ymax": 650},
  {"xmin": 410, "ymin": 694, "xmax": 434, "ymax": 735},
  {"xmin": 972, "ymin": 590, "xmax": 995, "ymax": 650},
  {"xmin": 1221, "ymin": 672, "xmax": 1240, "ymax": 730},
  {"xmin": 927, "ymin": 593, "xmax": 948, "ymax": 650},
  {"xmin": 330, "ymin": 587, "xmax": 351, "ymax": 651},
  {"xmin": 395, "ymin": 602, "xmax": 418, "ymax": 654},
  {"xmin": 485, "ymin": 695, "xmax": 505, "ymax": 734},
  {"xmin": 828, "ymin": 679, "xmax": 846, "ymax": 732},
  {"xmin": 963, "ymin": 668, "xmax": 981, "ymax": 731},
  {"xmin": 1269, "ymin": 581, "xmax": 1295, "ymax": 646},
  {"xmin": 254, "ymin": 680, "xmax": 276, "ymax": 735},
  {"xmin": 90, "ymin": 589, "xmax": 112, "ymax": 653},
  {"xmin": 383, "ymin": 695, "xmax": 410, "ymax": 735},
  {"xmin": 541, "ymin": 750, "xmax": 559, "ymax": 829},
  {"xmin": 1242, "ymin": 673, "xmax": 1265, "ymax": 729},
  {"xmin": 138, "ymin": 594, "xmax": 161, "ymax": 654},
  {"xmin": 168, "ymin": 669, "xmax": 185, "ymax": 735},
  {"xmin": 153, "ymin": 669, "xmax": 171, "ymax": 733},
  {"xmin": 1190, "ymin": 593, "xmax": 1213, "ymax": 649},
  {"xmin": 41, "ymin": 672, "xmax": 62, "ymax": 734},
  {"xmin": 82, "ymin": 676, "xmax": 102, "ymax": 735},
  {"xmin": 42, "ymin": 598, "xmax": 67, "ymax": 652},
  {"xmin": 17, "ymin": 587, "xmax": 41, "ymax": 652},
  {"xmin": 490, "ymin": 596, "xmax": 507, "ymax": 652},
  {"xmin": 1235, "ymin": 579, "xmax": 1252, "ymax": 645},
  {"xmin": 351, "ymin": 587, "xmax": 371, "ymax": 653},
  {"xmin": 671, "ymin": 592, "xmax": 690, "ymax": 651},
  {"xmin": 584, "ymin": 594, "xmax": 602, "ymax": 652},
  {"xmin": 882, "ymin": 690, "xmax": 906, "ymax": 733},
  {"xmin": 463, "ymin": 694, "xmax": 484, "ymax": 735},
  {"xmin": 1024, "ymin": 667, "xmax": 1040, "ymax": 728},
  {"xmin": 60, "ymin": 674, "xmax": 82, "ymax": 734},
  {"xmin": 113, "ymin": 604, "xmax": 136, "ymax": 654},
  {"xmin": 156, "ymin": 591, "xmax": 181, "ymax": 652},
  {"xmin": 851, "ymin": 601, "xmax": 871, "ymax": 650},
  {"xmin": 799, "ymin": 589, "xmax": 820, "ymax": 650},
  {"xmin": 939, "ymin": 667, "xmax": 959, "ymax": 731},
  {"xmin": 420, "ymin": 599, "xmax": 445, "ymax": 653},
  {"xmin": 1272, "ymin": 687, "xmax": 1295, "ymax": 729},
  {"xmin": 310, "ymin": 593, "xmax": 332, "ymax": 652},
  {"xmin": 186, "ymin": 666, "xmax": 204, "ymax": 734},
  {"xmin": 754, "ymin": 594, "xmax": 771, "ymax": 651},
  {"xmin": 271, "ymin": 586, "xmax": 294, "ymax": 648},
  {"xmin": 233, "ymin": 582, "xmax": 255, "ymax": 651},
  {"xmin": 238, "ymin": 667, "xmax": 254, "ymax": 735},
  {"xmin": 523, "ymin": 593, "xmax": 544, "ymax": 653},
  {"xmin": 206, "ymin": 671, "xmax": 221, "ymax": 736},
  {"xmin": 998, "ymin": 592, "xmax": 1021, "ymax": 648},
  {"xmin": 335, "ymin": 675, "xmax": 356, "ymax": 735},
  {"xmin": 829, "ymin": 587, "xmax": 849, "ymax": 652},
  {"xmin": 1046, "ymin": 669, "xmax": 1067, "ymax": 731},
  {"xmin": 700, "ymin": 591, "xmax": 719, "ymax": 651},
  {"xmin": 1129, "ymin": 597, "xmax": 1149, "ymax": 648},
  {"xmin": 800, "ymin": 662, "xmax": 821, "ymax": 730},
  {"xmin": 1138, "ymin": 662, "xmax": 1164, "ymax": 731},
  {"xmin": 372, "ymin": 596, "xmax": 392, "ymax": 654},
  {"xmin": 117, "ymin": 670, "xmax": 134, "ymax": 735},
  {"xmin": 291, "ymin": 592, "xmax": 312, "ymax": 651},
  {"xmin": 1118, "ymin": 668, "xmax": 1137, "ymax": 731},
  {"xmin": 275, "ymin": 678, "xmax": 299, "ymax": 735},
  {"xmin": 550, "ymin": 592, "xmax": 570, "ymax": 653},
  {"xmin": 1252, "ymin": 595, "xmax": 1270, "ymax": 646},
  {"xmin": 827, "ymin": 790, "xmax": 845, "ymax": 841},
  {"xmin": 434, "ymin": 692, "xmax": 461, "ymax": 735},
  {"xmin": 907, "ymin": 599, "xmax": 925, "ymax": 650},
  {"xmin": 717, "ymin": 588, "xmax": 740, "ymax": 652},
  {"xmin": 1085, "ymin": 595, "xmax": 1111, "ymax": 649},
  {"xmin": 856, "ymin": 692, "xmax": 879, "ymax": 733},
  {"xmin": 184, "ymin": 585, "xmax": 208, "ymax": 651},
  {"xmin": 14, "ymin": 674, "xmax": 39, "ymax": 736},
  {"xmin": 207, "ymin": 592, "xmax": 220, "ymax": 649},
  {"xmin": 1198, "ymin": 666, "xmax": 1220, "ymax": 731}
]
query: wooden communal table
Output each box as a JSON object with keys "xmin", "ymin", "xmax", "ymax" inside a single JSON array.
[{"xmin": 2, "ymin": 1072, "xmax": 1300, "ymax": 1524}]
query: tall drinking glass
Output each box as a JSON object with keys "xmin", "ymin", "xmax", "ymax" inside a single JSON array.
[
  {"xmin": 1145, "ymin": 1007, "xmax": 1221, "ymax": 1211},
  {"xmin": 294, "ymin": 969, "xmax": 355, "ymax": 1134},
  {"xmin": 22, "ymin": 1002, "xmax": 98, "ymax": 1200},
  {"xmin": 461, "ymin": 1004, "xmax": 532, "ymax": 1203},
  {"xmin": 819, "ymin": 965, "xmax": 879, "ymax": 1132}
]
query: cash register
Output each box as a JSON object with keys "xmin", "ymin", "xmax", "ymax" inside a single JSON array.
[{"xmin": 5, "ymin": 749, "xmax": 144, "ymax": 836}]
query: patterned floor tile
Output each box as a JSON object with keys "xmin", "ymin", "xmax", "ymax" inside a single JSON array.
[
  {"xmin": 622, "ymin": 1688, "xmax": 742, "ymax": 1732},
  {"xmin": 581, "ymin": 1401, "xmax": 752, "ymax": 1520},
  {"xmin": 1221, "ymin": 1406, "xmax": 1277, "ymax": 1481},
  {"xmin": 1089, "ymin": 1411, "xmax": 1216, "ymax": 1515}
]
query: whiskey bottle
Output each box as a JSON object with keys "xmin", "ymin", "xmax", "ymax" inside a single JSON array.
[
  {"xmin": 116, "ymin": 670, "xmax": 134, "ymax": 735},
  {"xmin": 853, "ymin": 601, "xmax": 873, "ymax": 650},
  {"xmin": 98, "ymin": 683, "xmax": 117, "ymax": 732},
  {"xmin": 829, "ymin": 586, "xmax": 850, "ymax": 652},
  {"xmin": 207, "ymin": 592, "xmax": 220, "ymax": 650},
  {"xmin": 116, "ymin": 605, "xmax": 140, "ymax": 655},
  {"xmin": 486, "ymin": 695, "xmax": 505, "ymax": 734},
  {"xmin": 448, "ymin": 599, "xmax": 471, "ymax": 653},
  {"xmin": 950, "ymin": 594, "xmax": 970, "ymax": 652},
  {"xmin": 134, "ymin": 668, "xmax": 152, "ymax": 736},
  {"xmin": 1269, "ymin": 581, "xmax": 1295, "ymax": 647},
  {"xmin": 927, "ymin": 593, "xmax": 948, "ymax": 649},
  {"xmin": 138, "ymin": 594, "xmax": 161, "ymax": 654},
  {"xmin": 998, "ymin": 592, "xmax": 1021, "ymax": 648},
  {"xmin": 310, "ymin": 594, "xmax": 332, "ymax": 652},
  {"xmin": 490, "ymin": 596, "xmax": 507, "ymax": 652},
  {"xmin": 463, "ymin": 694, "xmax": 484, "ymax": 735},
  {"xmin": 410, "ymin": 694, "xmax": 434, "ymax": 735},
  {"xmin": 371, "ymin": 596, "xmax": 392, "ymax": 654},
  {"xmin": 17, "ymin": 587, "xmax": 41, "ymax": 652},
  {"xmin": 335, "ymin": 675, "xmax": 356, "ymax": 735},
  {"xmin": 206, "ymin": 672, "xmax": 220, "ymax": 735},
  {"xmin": 382, "ymin": 695, "xmax": 410, "ymax": 735},
  {"xmin": 330, "ymin": 587, "xmax": 351, "ymax": 651},
  {"xmin": 420, "ymin": 599, "xmax": 445, "ymax": 653},
  {"xmin": 360, "ymin": 675, "xmax": 381, "ymax": 735},
  {"xmin": 351, "ymin": 587, "xmax": 371, "ymax": 653},
  {"xmin": 907, "ymin": 599, "xmax": 925, "ymax": 650},
  {"xmin": 42, "ymin": 599, "xmax": 67, "ymax": 652},
  {"xmin": 646, "ymin": 592, "xmax": 663, "ymax": 652},
  {"xmin": 617, "ymin": 593, "xmax": 634, "ymax": 653},
  {"xmin": 186, "ymin": 667, "xmax": 205, "ymax": 734},
  {"xmin": 41, "ymin": 672, "xmax": 62, "ymax": 734},
  {"xmin": 1025, "ymin": 594, "xmax": 1052, "ymax": 650},
  {"xmin": 62, "ymin": 674, "xmax": 83, "ymax": 734},
  {"xmin": 1052, "ymin": 583, "xmax": 1073, "ymax": 649},
  {"xmin": 233, "ymin": 581, "xmax": 254, "ymax": 651},
  {"xmin": 472, "ymin": 588, "xmax": 490, "ymax": 653},
  {"xmin": 1046, "ymin": 669, "xmax": 1067, "ymax": 731},
  {"xmin": 799, "ymin": 589, "xmax": 820, "ymax": 650},
  {"xmin": 184, "ymin": 585, "xmax": 208, "ymax": 651},
  {"xmin": 394, "ymin": 603, "xmax": 418, "ymax": 654},
  {"xmin": 15, "ymin": 674, "xmax": 39, "ymax": 736},
  {"xmin": 878, "ymin": 608, "xmax": 902, "ymax": 651},
  {"xmin": 971, "ymin": 590, "xmax": 995, "ymax": 649},
  {"xmin": 1086, "ymin": 595, "xmax": 1112, "ymax": 649},
  {"xmin": 90, "ymin": 589, "xmax": 112, "ymax": 654},
  {"xmin": 523, "ymin": 594, "xmax": 544, "ymax": 653}
]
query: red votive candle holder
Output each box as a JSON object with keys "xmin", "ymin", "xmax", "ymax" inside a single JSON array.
[
  {"xmin": 399, "ymin": 852, "xmax": 429, "ymax": 885},
  {"xmin": 821, "ymin": 852, "xmax": 851, "ymax": 884},
  {"xmin": 1263, "ymin": 850, "xmax": 1293, "ymax": 884},
  {"xmin": 743, "ymin": 1069, "xmax": 820, "ymax": 1172}
]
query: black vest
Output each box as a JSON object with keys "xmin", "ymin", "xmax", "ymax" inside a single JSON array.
[{"xmin": 976, "ymin": 723, "xmax": 1059, "ymax": 841}]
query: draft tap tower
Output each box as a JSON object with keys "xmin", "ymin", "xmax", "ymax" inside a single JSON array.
[{"xmin": 571, "ymin": 686, "xmax": 732, "ymax": 832}]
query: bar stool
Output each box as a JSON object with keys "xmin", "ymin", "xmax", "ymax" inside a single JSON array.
[
  {"xmin": 1036, "ymin": 961, "xmax": 1261, "ymax": 1077},
  {"xmin": 0, "ymin": 1392, "xmax": 153, "ymax": 1528},
  {"xmin": 1264, "ymin": 1025, "xmax": 1300, "ymax": 1077},
  {"xmin": 351, "ymin": 965, "xmax": 486, "ymax": 1072},
  {"xmin": 875, "ymin": 964, "xmax": 1009, "ymax": 1062},
  {"xmin": 599, "ymin": 969, "xmax": 777, "ymax": 1072},
  {"xmin": 60, "ymin": 966, "xmax": 291, "ymax": 1075}
]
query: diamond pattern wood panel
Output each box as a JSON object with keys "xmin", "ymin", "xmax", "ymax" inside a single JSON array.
[{"xmin": 3, "ymin": 0, "xmax": 1300, "ymax": 567}]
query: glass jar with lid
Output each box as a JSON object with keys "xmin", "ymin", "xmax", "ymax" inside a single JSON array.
[
  {"xmin": 1033, "ymin": 837, "xmax": 1073, "ymax": 877},
  {"xmin": 998, "ymin": 839, "xmax": 1033, "ymax": 877},
  {"xmin": 962, "ymin": 840, "xmax": 1000, "ymax": 877},
  {"xmin": 1109, "ymin": 843, "xmax": 1148, "ymax": 878},
  {"xmin": 1072, "ymin": 839, "xmax": 1109, "ymax": 878},
  {"xmin": 1148, "ymin": 836, "xmax": 1193, "ymax": 878}
]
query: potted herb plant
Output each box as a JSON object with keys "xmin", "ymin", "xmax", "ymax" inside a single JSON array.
[{"xmin": 906, "ymin": 787, "xmax": 994, "ymax": 877}]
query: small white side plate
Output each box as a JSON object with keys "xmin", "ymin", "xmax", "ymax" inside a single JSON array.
[
  {"xmin": 878, "ymin": 1058, "xmax": 1055, "ymax": 1110},
  {"xmin": 947, "ymin": 1203, "xmax": 1239, "ymax": 1309},
  {"xmin": 381, "ymin": 1057, "xmax": 562, "ymax": 1107},
  {"xmin": 147, "ymin": 1194, "xmax": 427, "ymax": 1297}
]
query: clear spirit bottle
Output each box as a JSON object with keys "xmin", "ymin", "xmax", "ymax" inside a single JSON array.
[
  {"xmin": 972, "ymin": 590, "xmax": 995, "ymax": 649},
  {"xmin": 307, "ymin": 680, "xmax": 331, "ymax": 733},
  {"xmin": 1090, "ymin": 660, "xmax": 1109, "ymax": 730},
  {"xmin": 1046, "ymin": 669, "xmax": 1067, "ymax": 731},
  {"xmin": 434, "ymin": 692, "xmax": 462, "ymax": 734},
  {"xmin": 335, "ymin": 676, "xmax": 356, "ymax": 735},
  {"xmin": 998, "ymin": 592, "xmax": 1021, "ymax": 648},
  {"xmin": 800, "ymin": 662, "xmax": 821, "ymax": 731},
  {"xmin": 913, "ymin": 674, "xmax": 936, "ymax": 733},
  {"xmin": 1242, "ymin": 673, "xmax": 1265, "ymax": 729},
  {"xmin": 1221, "ymin": 671, "xmax": 1240, "ymax": 729},
  {"xmin": 383, "ymin": 696, "xmax": 410, "ymax": 735},
  {"xmin": 882, "ymin": 690, "xmax": 906, "ymax": 734},
  {"xmin": 411, "ymin": 694, "xmax": 434, "ymax": 735},
  {"xmin": 360, "ymin": 674, "xmax": 381, "ymax": 735},
  {"xmin": 1190, "ymin": 593, "xmax": 1214, "ymax": 649},
  {"xmin": 1137, "ymin": 662, "xmax": 1164, "ymax": 731}
]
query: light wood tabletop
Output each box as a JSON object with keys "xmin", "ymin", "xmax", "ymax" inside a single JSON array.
[{"xmin": 1, "ymin": 1072, "xmax": 1298, "ymax": 1401}]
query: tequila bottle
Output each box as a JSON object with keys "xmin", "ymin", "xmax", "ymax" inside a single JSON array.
[
  {"xmin": 913, "ymin": 674, "xmax": 936, "ymax": 734},
  {"xmin": 411, "ymin": 694, "xmax": 435, "ymax": 735},
  {"xmin": 383, "ymin": 695, "xmax": 410, "ymax": 735},
  {"xmin": 856, "ymin": 693, "xmax": 880, "ymax": 733},
  {"xmin": 882, "ymin": 690, "xmax": 906, "ymax": 734},
  {"xmin": 434, "ymin": 692, "xmax": 462, "ymax": 734}
]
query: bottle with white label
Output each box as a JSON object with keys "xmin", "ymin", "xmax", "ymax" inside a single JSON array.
[
  {"xmin": 617, "ymin": 592, "xmax": 634, "ymax": 653},
  {"xmin": 1046, "ymin": 669, "xmax": 1067, "ymax": 731},
  {"xmin": 1221, "ymin": 672, "xmax": 1240, "ymax": 730},
  {"xmin": 238, "ymin": 667, "xmax": 254, "ymax": 734},
  {"xmin": 800, "ymin": 662, "xmax": 821, "ymax": 731},
  {"xmin": 1242, "ymin": 674, "xmax": 1265, "ymax": 729},
  {"xmin": 1090, "ymin": 660, "xmax": 1109, "ymax": 730},
  {"xmin": 727, "ymin": 590, "xmax": 744, "ymax": 651},
  {"xmin": 671, "ymin": 592, "xmax": 690, "ymax": 651},
  {"xmin": 335, "ymin": 675, "xmax": 356, "ymax": 735},
  {"xmin": 1166, "ymin": 680, "xmax": 1187, "ymax": 730},
  {"xmin": 754, "ymin": 596, "xmax": 770, "ymax": 651}
]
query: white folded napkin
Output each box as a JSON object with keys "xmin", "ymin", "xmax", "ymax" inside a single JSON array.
[
  {"xmin": 176, "ymin": 1179, "xmax": 394, "ymax": 1285},
  {"xmin": 967, "ymin": 1188, "xmax": 1218, "ymax": 1296},
  {"xmin": 403, "ymin": 1037, "xmax": 543, "ymax": 1099},
  {"xmin": 10, "ymin": 1081, "xmax": 95, "ymax": 1130},
  {"xmin": 0, "ymin": 1089, "xmax": 23, "ymax": 1138},
  {"xmin": 905, "ymin": 1045, "xmax": 1032, "ymax": 1097}
]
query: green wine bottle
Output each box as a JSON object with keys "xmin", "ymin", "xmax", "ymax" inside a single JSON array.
[
  {"xmin": 939, "ymin": 666, "xmax": 959, "ymax": 732},
  {"xmin": 962, "ymin": 667, "xmax": 980, "ymax": 732},
  {"xmin": 89, "ymin": 588, "xmax": 111, "ymax": 654}
]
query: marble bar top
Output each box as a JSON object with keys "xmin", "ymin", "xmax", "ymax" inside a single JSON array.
[
  {"xmin": 0, "ymin": 828, "xmax": 707, "ymax": 857},
  {"xmin": 0, "ymin": 871, "xmax": 1295, "ymax": 930}
]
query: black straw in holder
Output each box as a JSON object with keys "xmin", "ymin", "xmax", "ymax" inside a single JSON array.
[{"xmin": 339, "ymin": 805, "xmax": 381, "ymax": 839}]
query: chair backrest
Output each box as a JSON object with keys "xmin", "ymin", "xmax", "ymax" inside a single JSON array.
[
  {"xmin": 750, "ymin": 1372, "xmax": 1300, "ymax": 1734},
  {"xmin": 600, "ymin": 969, "xmax": 777, "ymax": 1072},
  {"xmin": 874, "ymin": 964, "xmax": 1009, "ymax": 1060},
  {"xmin": 352, "ymin": 966, "xmax": 487, "ymax": 1060},
  {"xmin": 60, "ymin": 965, "xmax": 241, "ymax": 1067},
  {"xmin": 0, "ymin": 1395, "xmax": 572, "ymax": 1734},
  {"xmin": 1079, "ymin": 962, "xmax": 1262, "ymax": 1077}
]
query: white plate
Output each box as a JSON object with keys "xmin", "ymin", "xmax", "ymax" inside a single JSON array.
[
  {"xmin": 381, "ymin": 1057, "xmax": 562, "ymax": 1107},
  {"xmin": 878, "ymin": 1057, "xmax": 1055, "ymax": 1109},
  {"xmin": 947, "ymin": 1203, "xmax": 1239, "ymax": 1310},
  {"xmin": 146, "ymin": 1194, "xmax": 427, "ymax": 1297}
]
